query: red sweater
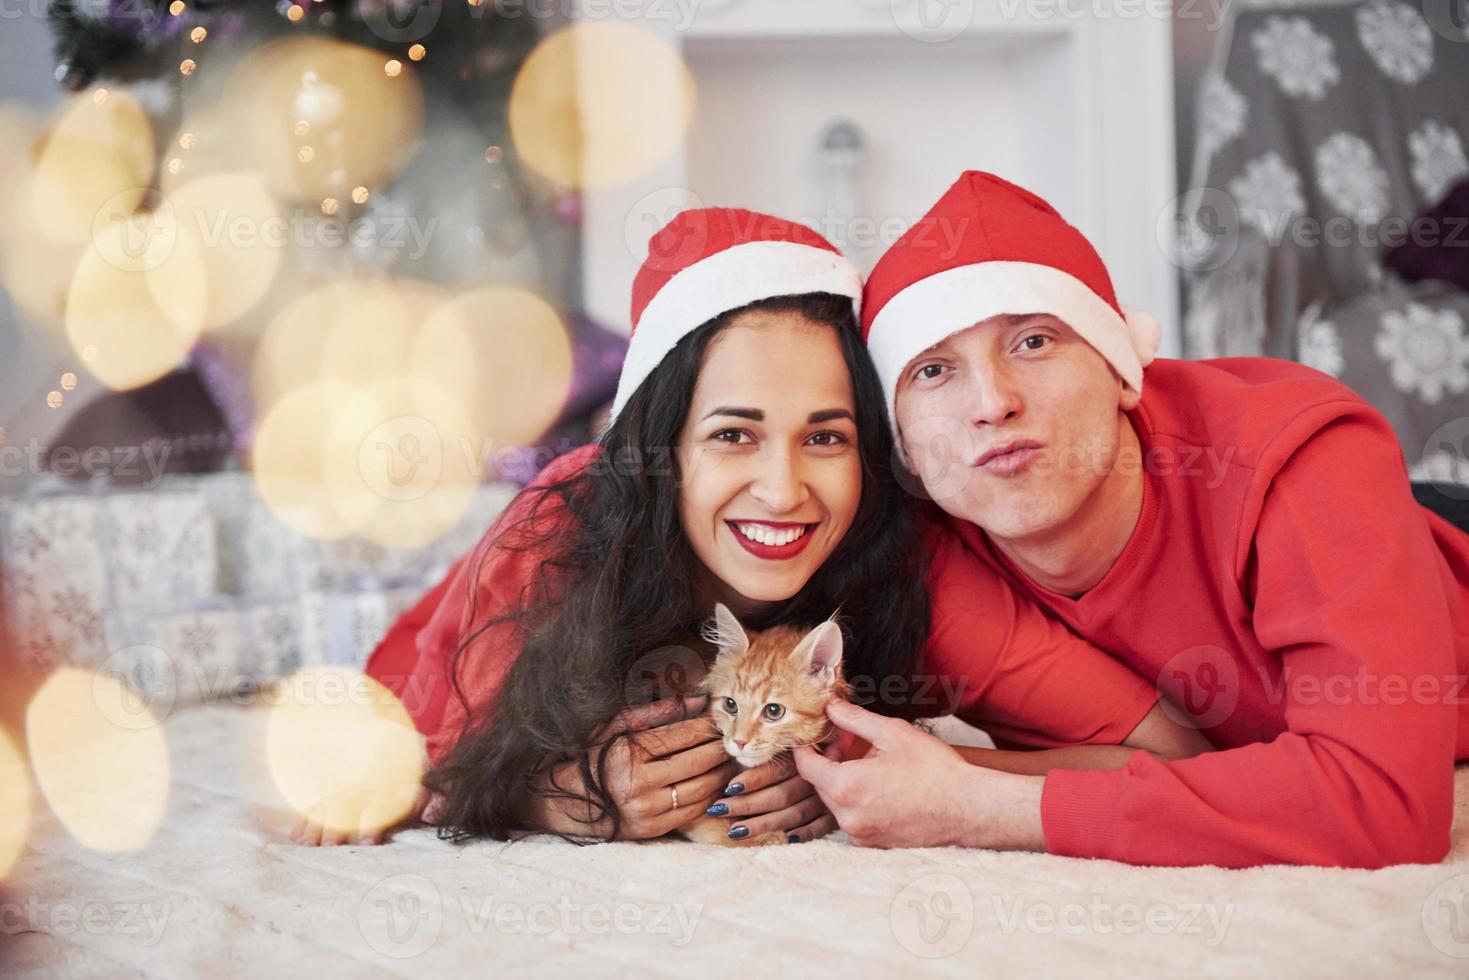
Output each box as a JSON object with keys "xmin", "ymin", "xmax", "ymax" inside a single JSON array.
[
  {"xmin": 944, "ymin": 357, "xmax": 1468, "ymax": 869},
  {"xmin": 367, "ymin": 446, "xmax": 1163, "ymax": 770}
]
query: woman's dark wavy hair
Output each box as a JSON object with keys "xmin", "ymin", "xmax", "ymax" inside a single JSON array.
[{"xmin": 425, "ymin": 292, "xmax": 930, "ymax": 844}]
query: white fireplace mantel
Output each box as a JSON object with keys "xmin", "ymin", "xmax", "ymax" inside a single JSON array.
[{"xmin": 580, "ymin": 1, "xmax": 1180, "ymax": 357}]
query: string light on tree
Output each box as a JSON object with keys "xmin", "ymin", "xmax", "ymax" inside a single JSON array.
[
  {"xmin": 47, "ymin": 391, "xmax": 62, "ymax": 408},
  {"xmin": 60, "ymin": 372, "xmax": 77, "ymax": 391},
  {"xmin": 408, "ymin": 45, "xmax": 426, "ymax": 62},
  {"xmin": 179, "ymin": 59, "xmax": 196, "ymax": 76},
  {"xmin": 384, "ymin": 59, "xmax": 402, "ymax": 78},
  {"xmin": 190, "ymin": 27, "xmax": 208, "ymax": 44}
]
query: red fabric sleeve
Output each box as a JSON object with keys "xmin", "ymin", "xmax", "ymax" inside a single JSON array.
[
  {"xmin": 1041, "ymin": 411, "xmax": 1457, "ymax": 868},
  {"xmin": 921, "ymin": 525, "xmax": 1159, "ymax": 746},
  {"xmin": 423, "ymin": 446, "xmax": 597, "ymax": 766},
  {"xmin": 364, "ymin": 552, "xmax": 471, "ymax": 735}
]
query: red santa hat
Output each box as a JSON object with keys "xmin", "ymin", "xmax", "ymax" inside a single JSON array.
[
  {"xmin": 861, "ymin": 171, "xmax": 1161, "ymax": 428},
  {"xmin": 611, "ymin": 207, "xmax": 864, "ymax": 421}
]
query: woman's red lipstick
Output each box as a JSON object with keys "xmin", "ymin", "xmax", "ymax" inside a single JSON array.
[{"xmin": 726, "ymin": 521, "xmax": 816, "ymax": 561}]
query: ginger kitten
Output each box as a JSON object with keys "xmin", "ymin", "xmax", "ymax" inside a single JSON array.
[{"xmin": 675, "ymin": 603, "xmax": 850, "ymax": 847}]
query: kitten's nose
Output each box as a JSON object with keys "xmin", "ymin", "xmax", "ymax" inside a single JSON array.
[{"xmin": 733, "ymin": 739, "xmax": 748, "ymax": 750}]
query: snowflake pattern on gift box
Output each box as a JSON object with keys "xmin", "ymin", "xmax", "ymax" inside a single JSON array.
[
  {"xmin": 1409, "ymin": 120, "xmax": 1469, "ymax": 205},
  {"xmin": 49, "ymin": 586, "xmax": 101, "ymax": 646},
  {"xmin": 14, "ymin": 525, "xmax": 49, "ymax": 564},
  {"xmin": 1229, "ymin": 152, "xmax": 1305, "ymax": 236},
  {"xmin": 1297, "ymin": 315, "xmax": 1345, "ymax": 378},
  {"xmin": 1356, "ymin": 0, "xmax": 1434, "ymax": 85},
  {"xmin": 1316, "ymin": 132, "xmax": 1392, "ymax": 225},
  {"xmin": 1198, "ymin": 75, "xmax": 1248, "ymax": 160},
  {"xmin": 1375, "ymin": 303, "xmax": 1469, "ymax": 404},
  {"xmin": 177, "ymin": 620, "xmax": 217, "ymax": 662},
  {"xmin": 1251, "ymin": 16, "xmax": 1340, "ymax": 101}
]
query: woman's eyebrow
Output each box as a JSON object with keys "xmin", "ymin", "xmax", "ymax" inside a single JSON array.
[
  {"xmin": 699, "ymin": 407, "xmax": 853, "ymax": 423},
  {"xmin": 702, "ymin": 407, "xmax": 762, "ymax": 421}
]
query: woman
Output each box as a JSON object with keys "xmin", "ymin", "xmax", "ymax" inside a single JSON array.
[{"xmin": 295, "ymin": 208, "xmax": 1209, "ymax": 847}]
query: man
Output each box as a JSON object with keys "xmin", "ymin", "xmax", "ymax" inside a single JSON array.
[{"xmin": 794, "ymin": 171, "xmax": 1469, "ymax": 868}]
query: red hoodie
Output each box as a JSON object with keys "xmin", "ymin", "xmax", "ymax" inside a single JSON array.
[{"xmin": 944, "ymin": 356, "xmax": 1467, "ymax": 869}]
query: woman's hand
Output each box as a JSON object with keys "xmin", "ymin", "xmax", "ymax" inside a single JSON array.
[
  {"xmin": 290, "ymin": 739, "xmax": 433, "ymax": 846},
  {"xmin": 516, "ymin": 693, "xmax": 740, "ymax": 841},
  {"xmin": 703, "ymin": 751, "xmax": 839, "ymax": 843},
  {"xmin": 291, "ymin": 783, "xmax": 432, "ymax": 846}
]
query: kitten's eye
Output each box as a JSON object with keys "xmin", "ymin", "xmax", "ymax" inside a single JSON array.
[
  {"xmin": 762, "ymin": 703, "xmax": 784, "ymax": 721},
  {"xmin": 722, "ymin": 697, "xmax": 738, "ymax": 715}
]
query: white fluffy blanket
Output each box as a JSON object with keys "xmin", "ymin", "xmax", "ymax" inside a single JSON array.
[{"xmin": 6, "ymin": 706, "xmax": 1469, "ymax": 978}]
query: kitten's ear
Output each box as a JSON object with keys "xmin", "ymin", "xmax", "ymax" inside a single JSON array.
[
  {"xmin": 795, "ymin": 620, "xmax": 844, "ymax": 682},
  {"xmin": 703, "ymin": 602, "xmax": 750, "ymax": 656}
]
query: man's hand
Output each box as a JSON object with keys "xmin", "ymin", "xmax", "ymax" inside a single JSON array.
[{"xmin": 793, "ymin": 700, "xmax": 1046, "ymax": 851}]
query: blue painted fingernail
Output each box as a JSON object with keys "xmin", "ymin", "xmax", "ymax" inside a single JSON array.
[
  {"xmin": 705, "ymin": 802, "xmax": 729, "ymax": 817},
  {"xmin": 727, "ymin": 825, "xmax": 749, "ymax": 839},
  {"xmin": 723, "ymin": 782, "xmax": 744, "ymax": 796},
  {"xmin": 787, "ymin": 834, "xmax": 800, "ymax": 844}
]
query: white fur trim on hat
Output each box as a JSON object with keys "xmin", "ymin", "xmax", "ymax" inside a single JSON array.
[
  {"xmin": 867, "ymin": 260, "xmax": 1153, "ymax": 432},
  {"xmin": 610, "ymin": 240, "xmax": 863, "ymax": 421}
]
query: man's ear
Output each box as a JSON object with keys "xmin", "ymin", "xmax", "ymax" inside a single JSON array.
[
  {"xmin": 1119, "ymin": 383, "xmax": 1142, "ymax": 411},
  {"xmin": 703, "ymin": 602, "xmax": 750, "ymax": 656}
]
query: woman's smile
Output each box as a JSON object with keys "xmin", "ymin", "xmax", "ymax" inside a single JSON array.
[{"xmin": 726, "ymin": 520, "xmax": 820, "ymax": 560}]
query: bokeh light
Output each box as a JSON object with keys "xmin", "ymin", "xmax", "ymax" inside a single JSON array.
[
  {"xmin": 153, "ymin": 172, "xmax": 283, "ymax": 332},
  {"xmin": 509, "ymin": 22, "xmax": 695, "ymax": 189},
  {"xmin": 263, "ymin": 667, "xmax": 424, "ymax": 836},
  {"xmin": 319, "ymin": 279, "xmax": 444, "ymax": 389},
  {"xmin": 327, "ymin": 378, "xmax": 478, "ymax": 548},
  {"xmin": 26, "ymin": 668, "xmax": 170, "ymax": 852},
  {"xmin": 66, "ymin": 210, "xmax": 208, "ymax": 390},
  {"xmin": 227, "ymin": 37, "xmax": 424, "ymax": 201},
  {"xmin": 28, "ymin": 89, "xmax": 154, "ymax": 247},
  {"xmin": 412, "ymin": 286, "xmax": 574, "ymax": 449},
  {"xmin": 0, "ymin": 728, "xmax": 32, "ymax": 880},
  {"xmin": 251, "ymin": 379, "xmax": 367, "ymax": 540}
]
